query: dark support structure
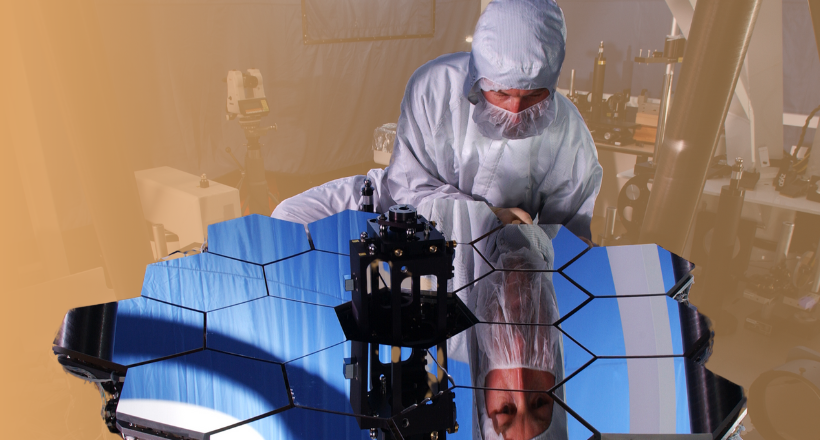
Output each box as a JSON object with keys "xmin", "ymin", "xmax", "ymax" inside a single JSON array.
[
  {"xmin": 639, "ymin": 0, "xmax": 762, "ymax": 255},
  {"xmin": 336, "ymin": 205, "xmax": 477, "ymax": 439},
  {"xmin": 810, "ymin": 0, "xmax": 820, "ymax": 64}
]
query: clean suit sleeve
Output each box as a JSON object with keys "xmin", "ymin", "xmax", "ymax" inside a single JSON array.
[
  {"xmin": 271, "ymin": 168, "xmax": 393, "ymax": 224},
  {"xmin": 537, "ymin": 126, "xmax": 602, "ymax": 240},
  {"xmin": 386, "ymin": 70, "xmax": 475, "ymax": 208}
]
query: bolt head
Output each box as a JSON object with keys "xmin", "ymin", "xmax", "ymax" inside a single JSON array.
[
  {"xmin": 360, "ymin": 232, "xmax": 368, "ymax": 239},
  {"xmin": 394, "ymin": 249, "xmax": 403, "ymax": 257},
  {"xmin": 429, "ymin": 245, "xmax": 438, "ymax": 253},
  {"xmin": 368, "ymin": 244, "xmax": 377, "ymax": 256}
]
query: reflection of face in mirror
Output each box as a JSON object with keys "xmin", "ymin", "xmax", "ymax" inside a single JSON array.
[
  {"xmin": 472, "ymin": 246, "xmax": 567, "ymax": 440},
  {"xmin": 485, "ymin": 369, "xmax": 556, "ymax": 440}
]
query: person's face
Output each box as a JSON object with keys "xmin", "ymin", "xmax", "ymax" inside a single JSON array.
[
  {"xmin": 481, "ymin": 88, "xmax": 550, "ymax": 113},
  {"xmin": 484, "ymin": 368, "xmax": 556, "ymax": 440}
]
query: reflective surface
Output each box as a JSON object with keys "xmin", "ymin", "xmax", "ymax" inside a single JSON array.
[
  {"xmin": 264, "ymin": 250, "xmax": 351, "ymax": 306},
  {"xmin": 118, "ymin": 350, "xmax": 290, "ymax": 437},
  {"xmin": 561, "ymin": 244, "xmax": 681, "ymax": 297},
  {"xmin": 560, "ymin": 296, "xmax": 685, "ymax": 357},
  {"xmin": 207, "ymin": 214, "xmax": 310, "ymax": 264},
  {"xmin": 141, "ymin": 252, "xmax": 267, "ymax": 312},
  {"xmin": 53, "ymin": 207, "xmax": 746, "ymax": 440},
  {"xmin": 558, "ymin": 357, "xmax": 691, "ymax": 435},
  {"xmin": 308, "ymin": 210, "xmax": 380, "ymax": 255},
  {"xmin": 210, "ymin": 407, "xmax": 371, "ymax": 440},
  {"xmin": 207, "ymin": 296, "xmax": 345, "ymax": 363},
  {"xmin": 112, "ymin": 297, "xmax": 204, "ymax": 366}
]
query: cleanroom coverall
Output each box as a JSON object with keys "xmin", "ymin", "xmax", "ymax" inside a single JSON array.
[{"xmin": 272, "ymin": 0, "xmax": 601, "ymax": 239}]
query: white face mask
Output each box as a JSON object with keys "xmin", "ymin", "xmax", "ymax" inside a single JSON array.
[{"xmin": 472, "ymin": 92, "xmax": 555, "ymax": 140}]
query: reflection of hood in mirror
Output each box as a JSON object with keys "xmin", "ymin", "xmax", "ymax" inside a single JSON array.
[
  {"xmin": 475, "ymin": 249, "xmax": 558, "ymax": 374},
  {"xmin": 472, "ymin": 248, "xmax": 567, "ymax": 440}
]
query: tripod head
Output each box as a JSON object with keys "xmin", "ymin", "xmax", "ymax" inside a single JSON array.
[{"xmin": 226, "ymin": 69, "xmax": 277, "ymax": 147}]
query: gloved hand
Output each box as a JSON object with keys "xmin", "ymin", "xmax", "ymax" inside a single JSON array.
[{"xmin": 489, "ymin": 206, "xmax": 533, "ymax": 225}]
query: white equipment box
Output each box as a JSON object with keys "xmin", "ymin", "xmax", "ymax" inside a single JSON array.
[{"xmin": 135, "ymin": 167, "xmax": 240, "ymax": 248}]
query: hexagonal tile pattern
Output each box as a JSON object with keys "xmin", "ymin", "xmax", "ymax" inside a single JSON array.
[
  {"xmin": 207, "ymin": 214, "xmax": 310, "ymax": 265},
  {"xmin": 264, "ymin": 250, "xmax": 351, "ymax": 306},
  {"xmin": 561, "ymin": 296, "xmax": 685, "ymax": 357},
  {"xmin": 452, "ymin": 385, "xmax": 594, "ymax": 440},
  {"xmin": 558, "ymin": 357, "xmax": 693, "ymax": 435},
  {"xmin": 561, "ymin": 244, "xmax": 687, "ymax": 297},
  {"xmin": 472, "ymin": 224, "xmax": 588, "ymax": 272},
  {"xmin": 551, "ymin": 225, "xmax": 591, "ymax": 269},
  {"xmin": 284, "ymin": 341, "xmax": 359, "ymax": 415},
  {"xmin": 141, "ymin": 252, "xmax": 267, "ymax": 312},
  {"xmin": 470, "ymin": 271, "xmax": 590, "ymax": 325},
  {"xmin": 207, "ymin": 296, "xmax": 346, "ymax": 363},
  {"xmin": 118, "ymin": 350, "xmax": 289, "ymax": 438},
  {"xmin": 53, "ymin": 298, "xmax": 203, "ymax": 369},
  {"xmin": 307, "ymin": 210, "xmax": 380, "ymax": 255},
  {"xmin": 112, "ymin": 297, "xmax": 203, "ymax": 367},
  {"xmin": 447, "ymin": 326, "xmax": 592, "ymax": 390},
  {"xmin": 211, "ymin": 407, "xmax": 371, "ymax": 440},
  {"xmin": 54, "ymin": 201, "xmax": 747, "ymax": 440}
]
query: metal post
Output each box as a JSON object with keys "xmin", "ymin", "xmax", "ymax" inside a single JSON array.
[
  {"xmin": 812, "ymin": 237, "xmax": 820, "ymax": 293},
  {"xmin": 654, "ymin": 69, "xmax": 675, "ymax": 158},
  {"xmin": 639, "ymin": 0, "xmax": 762, "ymax": 254},
  {"xmin": 654, "ymin": 19, "xmax": 679, "ymax": 160},
  {"xmin": 774, "ymin": 222, "xmax": 794, "ymax": 264}
]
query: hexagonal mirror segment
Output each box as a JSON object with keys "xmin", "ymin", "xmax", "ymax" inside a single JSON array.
[
  {"xmin": 444, "ymin": 325, "xmax": 592, "ymax": 390},
  {"xmin": 53, "ymin": 297, "xmax": 203, "ymax": 370},
  {"xmin": 562, "ymin": 244, "xmax": 690, "ymax": 297},
  {"xmin": 264, "ymin": 250, "xmax": 351, "ymax": 306},
  {"xmin": 284, "ymin": 341, "xmax": 364, "ymax": 416},
  {"xmin": 560, "ymin": 295, "xmax": 687, "ymax": 357},
  {"xmin": 207, "ymin": 296, "xmax": 346, "ymax": 363},
  {"xmin": 117, "ymin": 350, "xmax": 290, "ymax": 439},
  {"xmin": 472, "ymin": 224, "xmax": 589, "ymax": 272},
  {"xmin": 451, "ymin": 385, "xmax": 595, "ymax": 440},
  {"xmin": 207, "ymin": 214, "xmax": 310, "ymax": 265},
  {"xmin": 307, "ymin": 210, "xmax": 380, "ymax": 255},
  {"xmin": 141, "ymin": 252, "xmax": 267, "ymax": 312},
  {"xmin": 557, "ymin": 357, "xmax": 694, "ymax": 436},
  {"xmin": 467, "ymin": 270, "xmax": 590, "ymax": 326},
  {"xmin": 210, "ymin": 407, "xmax": 371, "ymax": 440}
]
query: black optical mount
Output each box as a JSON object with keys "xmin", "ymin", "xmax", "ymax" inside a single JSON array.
[{"xmin": 335, "ymin": 204, "xmax": 477, "ymax": 440}]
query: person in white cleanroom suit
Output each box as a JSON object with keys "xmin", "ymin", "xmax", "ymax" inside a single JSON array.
[{"xmin": 272, "ymin": 0, "xmax": 602, "ymax": 239}]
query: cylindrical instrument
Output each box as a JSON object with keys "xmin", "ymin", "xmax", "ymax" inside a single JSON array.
[
  {"xmin": 775, "ymin": 222, "xmax": 795, "ymax": 264},
  {"xmin": 639, "ymin": 0, "xmax": 762, "ymax": 254},
  {"xmin": 591, "ymin": 42, "xmax": 606, "ymax": 122},
  {"xmin": 654, "ymin": 67, "xmax": 674, "ymax": 158},
  {"xmin": 359, "ymin": 179, "xmax": 375, "ymax": 213},
  {"xmin": 598, "ymin": 206, "xmax": 618, "ymax": 246},
  {"xmin": 569, "ymin": 69, "xmax": 576, "ymax": 99}
]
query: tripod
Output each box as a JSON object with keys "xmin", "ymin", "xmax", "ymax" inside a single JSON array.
[{"xmin": 225, "ymin": 121, "xmax": 279, "ymax": 216}]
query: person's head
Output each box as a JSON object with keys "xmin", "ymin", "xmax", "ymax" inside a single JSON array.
[
  {"xmin": 473, "ymin": 248, "xmax": 566, "ymax": 440},
  {"xmin": 464, "ymin": 0, "xmax": 566, "ymax": 140},
  {"xmin": 481, "ymin": 88, "xmax": 551, "ymax": 114}
]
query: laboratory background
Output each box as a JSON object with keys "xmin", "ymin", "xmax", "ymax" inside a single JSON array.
[{"xmin": 1, "ymin": 0, "xmax": 820, "ymax": 439}]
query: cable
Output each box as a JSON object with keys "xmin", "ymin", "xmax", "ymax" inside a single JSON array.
[
  {"xmin": 62, "ymin": 365, "xmax": 113, "ymax": 420},
  {"xmin": 793, "ymin": 104, "xmax": 820, "ymax": 174},
  {"xmin": 427, "ymin": 349, "xmax": 456, "ymax": 388}
]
